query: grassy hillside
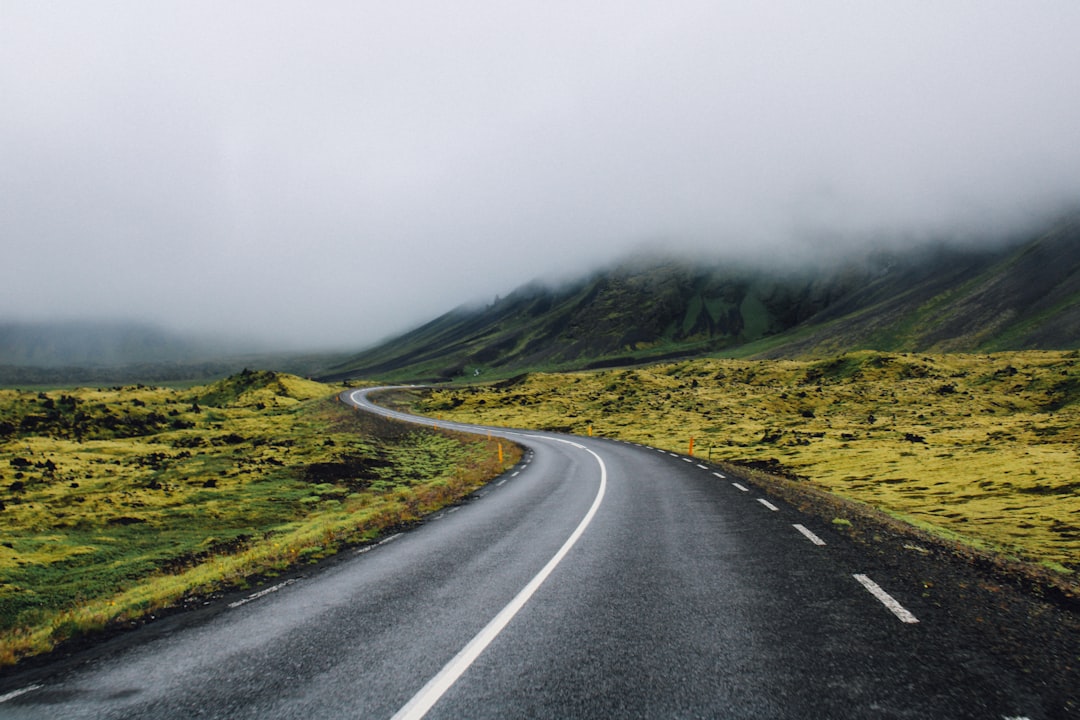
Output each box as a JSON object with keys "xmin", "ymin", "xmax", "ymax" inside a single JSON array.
[
  {"xmin": 321, "ymin": 260, "xmax": 864, "ymax": 382},
  {"xmin": 418, "ymin": 352, "xmax": 1080, "ymax": 575},
  {"xmin": 324, "ymin": 216, "xmax": 1080, "ymax": 382},
  {"xmin": 0, "ymin": 373, "xmax": 519, "ymax": 666},
  {"xmin": 754, "ymin": 217, "xmax": 1080, "ymax": 357}
]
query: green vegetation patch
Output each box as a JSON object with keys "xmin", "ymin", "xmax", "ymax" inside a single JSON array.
[
  {"xmin": 0, "ymin": 374, "xmax": 518, "ymax": 666},
  {"xmin": 418, "ymin": 351, "xmax": 1080, "ymax": 575}
]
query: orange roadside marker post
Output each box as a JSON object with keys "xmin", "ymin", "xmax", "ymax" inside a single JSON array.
[{"xmin": 688, "ymin": 437, "xmax": 695, "ymax": 456}]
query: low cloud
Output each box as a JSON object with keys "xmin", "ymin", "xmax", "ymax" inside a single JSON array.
[{"xmin": 2, "ymin": 2, "xmax": 1078, "ymax": 348}]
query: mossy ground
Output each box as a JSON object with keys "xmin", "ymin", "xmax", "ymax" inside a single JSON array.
[
  {"xmin": 0, "ymin": 373, "xmax": 519, "ymax": 666},
  {"xmin": 419, "ymin": 351, "xmax": 1080, "ymax": 574}
]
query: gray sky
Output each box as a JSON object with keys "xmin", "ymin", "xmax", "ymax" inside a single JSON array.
[{"xmin": 3, "ymin": 2, "xmax": 1079, "ymax": 349}]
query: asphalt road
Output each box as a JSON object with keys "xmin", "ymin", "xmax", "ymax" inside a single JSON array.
[{"xmin": 0, "ymin": 387, "xmax": 1066, "ymax": 718}]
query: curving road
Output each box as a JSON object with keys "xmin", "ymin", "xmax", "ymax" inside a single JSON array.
[{"xmin": 0, "ymin": 387, "xmax": 1068, "ymax": 718}]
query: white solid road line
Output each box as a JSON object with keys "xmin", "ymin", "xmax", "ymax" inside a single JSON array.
[
  {"xmin": 390, "ymin": 438, "xmax": 608, "ymax": 720},
  {"xmin": 757, "ymin": 498, "xmax": 780, "ymax": 511},
  {"xmin": 793, "ymin": 524, "xmax": 826, "ymax": 546},
  {"xmin": 853, "ymin": 574, "xmax": 919, "ymax": 624}
]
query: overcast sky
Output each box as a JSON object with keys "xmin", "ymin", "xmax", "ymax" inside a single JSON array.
[{"xmin": 3, "ymin": 2, "xmax": 1079, "ymax": 349}]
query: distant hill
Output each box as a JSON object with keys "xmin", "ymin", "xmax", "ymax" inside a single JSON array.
[
  {"xmin": 0, "ymin": 321, "xmax": 345, "ymax": 386},
  {"xmin": 0, "ymin": 320, "xmax": 217, "ymax": 368},
  {"xmin": 322, "ymin": 216, "xmax": 1080, "ymax": 382}
]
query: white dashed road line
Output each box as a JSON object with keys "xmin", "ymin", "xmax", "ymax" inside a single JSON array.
[
  {"xmin": 757, "ymin": 498, "xmax": 779, "ymax": 511},
  {"xmin": 229, "ymin": 578, "xmax": 298, "ymax": 609},
  {"xmin": 853, "ymin": 574, "xmax": 919, "ymax": 624},
  {"xmin": 793, "ymin": 524, "xmax": 826, "ymax": 546},
  {"xmin": 732, "ymin": 483, "xmax": 749, "ymax": 492}
]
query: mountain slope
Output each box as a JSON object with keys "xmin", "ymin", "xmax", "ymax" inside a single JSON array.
[
  {"xmin": 754, "ymin": 217, "xmax": 1080, "ymax": 357},
  {"xmin": 325, "ymin": 216, "xmax": 1080, "ymax": 382},
  {"xmin": 321, "ymin": 260, "xmax": 862, "ymax": 381}
]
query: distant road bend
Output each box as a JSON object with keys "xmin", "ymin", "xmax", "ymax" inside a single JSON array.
[{"xmin": 0, "ymin": 386, "xmax": 1070, "ymax": 718}]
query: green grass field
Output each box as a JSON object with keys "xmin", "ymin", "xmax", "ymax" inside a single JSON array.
[
  {"xmin": 419, "ymin": 351, "xmax": 1080, "ymax": 575},
  {"xmin": 0, "ymin": 373, "xmax": 519, "ymax": 666}
]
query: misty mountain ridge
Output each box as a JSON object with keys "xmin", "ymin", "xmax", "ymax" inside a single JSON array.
[
  {"xmin": 0, "ymin": 321, "xmax": 345, "ymax": 386},
  {"xmin": 0, "ymin": 320, "xmax": 229, "ymax": 368},
  {"xmin": 5, "ymin": 216, "xmax": 1079, "ymax": 386},
  {"xmin": 324, "ymin": 215, "xmax": 1080, "ymax": 381}
]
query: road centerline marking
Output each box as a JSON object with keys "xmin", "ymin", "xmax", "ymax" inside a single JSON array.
[
  {"xmin": 853, "ymin": 574, "xmax": 919, "ymax": 623},
  {"xmin": 793, "ymin": 524, "xmax": 826, "ymax": 546},
  {"xmin": 732, "ymin": 482, "xmax": 749, "ymax": 492},
  {"xmin": 391, "ymin": 439, "xmax": 608, "ymax": 720},
  {"xmin": 757, "ymin": 498, "xmax": 779, "ymax": 511}
]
